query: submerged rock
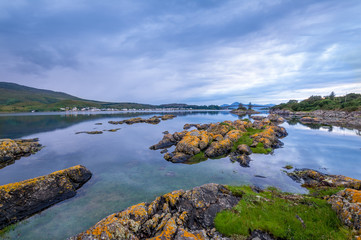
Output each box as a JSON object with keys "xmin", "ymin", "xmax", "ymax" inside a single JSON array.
[
  {"xmin": 70, "ymin": 183, "xmax": 240, "ymax": 240},
  {"xmin": 0, "ymin": 138, "xmax": 42, "ymax": 166},
  {"xmin": 0, "ymin": 165, "xmax": 92, "ymax": 229},
  {"xmin": 109, "ymin": 115, "xmax": 177, "ymax": 126}
]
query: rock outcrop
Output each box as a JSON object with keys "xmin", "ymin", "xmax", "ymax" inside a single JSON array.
[
  {"xmin": 271, "ymin": 109, "xmax": 361, "ymax": 130},
  {"xmin": 0, "ymin": 138, "xmax": 42, "ymax": 168},
  {"xmin": 109, "ymin": 115, "xmax": 176, "ymax": 125},
  {"xmin": 328, "ymin": 188, "xmax": 361, "ymax": 237},
  {"xmin": 151, "ymin": 115, "xmax": 287, "ymax": 166},
  {"xmin": 230, "ymin": 109, "xmax": 260, "ymax": 116},
  {"xmin": 70, "ymin": 183, "xmax": 240, "ymax": 240},
  {"xmin": 287, "ymin": 169, "xmax": 361, "ymax": 189},
  {"xmin": 0, "ymin": 165, "xmax": 92, "ymax": 229}
]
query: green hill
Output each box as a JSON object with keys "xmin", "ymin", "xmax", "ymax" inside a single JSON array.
[
  {"xmin": 0, "ymin": 82, "xmax": 155, "ymax": 112},
  {"xmin": 272, "ymin": 93, "xmax": 361, "ymax": 112}
]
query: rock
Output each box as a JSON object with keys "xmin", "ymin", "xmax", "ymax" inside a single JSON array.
[
  {"xmin": 287, "ymin": 169, "xmax": 361, "ymax": 189},
  {"xmin": 299, "ymin": 117, "xmax": 321, "ymax": 124},
  {"xmin": 230, "ymin": 153, "xmax": 251, "ymax": 167},
  {"xmin": 161, "ymin": 114, "xmax": 176, "ymax": 120},
  {"xmin": 267, "ymin": 114, "xmax": 285, "ymax": 124},
  {"xmin": 0, "ymin": 138, "xmax": 42, "ymax": 166},
  {"xmin": 70, "ymin": 183, "xmax": 240, "ymax": 240},
  {"xmin": 160, "ymin": 149, "xmax": 168, "ymax": 154},
  {"xmin": 76, "ymin": 131, "xmax": 103, "ymax": 134},
  {"xmin": 150, "ymin": 133, "xmax": 177, "ymax": 150},
  {"xmin": 163, "ymin": 131, "xmax": 169, "ymax": 134},
  {"xmin": 204, "ymin": 139, "xmax": 232, "ymax": 158},
  {"xmin": 328, "ymin": 188, "xmax": 361, "ymax": 235},
  {"xmin": 251, "ymin": 116, "xmax": 265, "ymax": 121},
  {"xmin": 0, "ymin": 165, "xmax": 92, "ymax": 229},
  {"xmin": 230, "ymin": 109, "xmax": 260, "ymax": 116},
  {"xmin": 146, "ymin": 116, "xmax": 161, "ymax": 124},
  {"xmin": 237, "ymin": 144, "xmax": 252, "ymax": 155}
]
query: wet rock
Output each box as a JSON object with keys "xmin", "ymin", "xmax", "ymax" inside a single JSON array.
[
  {"xmin": 248, "ymin": 230, "xmax": 275, "ymax": 240},
  {"xmin": 0, "ymin": 138, "xmax": 42, "ymax": 166},
  {"xmin": 161, "ymin": 114, "xmax": 176, "ymax": 120},
  {"xmin": 163, "ymin": 131, "xmax": 169, "ymax": 134},
  {"xmin": 267, "ymin": 114, "xmax": 285, "ymax": 124},
  {"xmin": 150, "ymin": 133, "xmax": 177, "ymax": 150},
  {"xmin": 106, "ymin": 128, "xmax": 121, "ymax": 132},
  {"xmin": 146, "ymin": 116, "xmax": 161, "ymax": 124},
  {"xmin": 328, "ymin": 188, "xmax": 361, "ymax": 235},
  {"xmin": 70, "ymin": 183, "xmax": 240, "ymax": 240},
  {"xmin": 95, "ymin": 123, "xmax": 102, "ymax": 125},
  {"xmin": 160, "ymin": 149, "xmax": 168, "ymax": 154},
  {"xmin": 0, "ymin": 165, "xmax": 92, "ymax": 229},
  {"xmin": 76, "ymin": 131, "xmax": 103, "ymax": 134},
  {"xmin": 230, "ymin": 153, "xmax": 251, "ymax": 167},
  {"xmin": 287, "ymin": 169, "xmax": 361, "ymax": 189}
]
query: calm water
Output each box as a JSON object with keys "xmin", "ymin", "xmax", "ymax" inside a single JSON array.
[{"xmin": 0, "ymin": 111, "xmax": 360, "ymax": 239}]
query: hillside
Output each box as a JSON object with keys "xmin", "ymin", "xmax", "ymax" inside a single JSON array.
[
  {"xmin": 272, "ymin": 93, "xmax": 361, "ymax": 112},
  {"xmin": 0, "ymin": 82, "xmax": 155, "ymax": 112}
]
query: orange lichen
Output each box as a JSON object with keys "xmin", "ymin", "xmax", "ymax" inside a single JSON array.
[
  {"xmin": 345, "ymin": 189, "xmax": 361, "ymax": 203},
  {"xmin": 147, "ymin": 218, "xmax": 177, "ymax": 240},
  {"xmin": 86, "ymin": 213, "xmax": 119, "ymax": 238},
  {"xmin": 163, "ymin": 190, "xmax": 184, "ymax": 206}
]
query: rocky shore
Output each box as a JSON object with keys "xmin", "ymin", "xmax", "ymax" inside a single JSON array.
[
  {"xmin": 150, "ymin": 115, "xmax": 287, "ymax": 166},
  {"xmin": 0, "ymin": 138, "xmax": 42, "ymax": 168},
  {"xmin": 0, "ymin": 165, "xmax": 92, "ymax": 229},
  {"xmin": 70, "ymin": 183, "xmax": 240, "ymax": 240},
  {"xmin": 271, "ymin": 109, "xmax": 361, "ymax": 130},
  {"xmin": 109, "ymin": 114, "xmax": 176, "ymax": 125},
  {"xmin": 69, "ymin": 170, "xmax": 361, "ymax": 240}
]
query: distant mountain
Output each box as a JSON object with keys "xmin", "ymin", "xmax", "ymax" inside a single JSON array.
[
  {"xmin": 0, "ymin": 82, "xmax": 154, "ymax": 112},
  {"xmin": 0, "ymin": 82, "xmax": 221, "ymax": 112}
]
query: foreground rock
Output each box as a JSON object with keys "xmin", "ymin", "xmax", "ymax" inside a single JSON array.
[
  {"xmin": 271, "ymin": 109, "xmax": 361, "ymax": 130},
  {"xmin": 0, "ymin": 138, "xmax": 42, "ymax": 167},
  {"xmin": 0, "ymin": 165, "xmax": 92, "ymax": 229},
  {"xmin": 288, "ymin": 169, "xmax": 361, "ymax": 189},
  {"xmin": 328, "ymin": 188, "xmax": 361, "ymax": 237},
  {"xmin": 70, "ymin": 183, "xmax": 240, "ymax": 240},
  {"xmin": 109, "ymin": 115, "xmax": 176, "ymax": 125},
  {"xmin": 150, "ymin": 115, "xmax": 287, "ymax": 166},
  {"xmin": 289, "ymin": 169, "xmax": 361, "ymax": 238}
]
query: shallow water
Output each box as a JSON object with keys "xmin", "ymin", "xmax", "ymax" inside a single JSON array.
[{"xmin": 0, "ymin": 111, "xmax": 360, "ymax": 239}]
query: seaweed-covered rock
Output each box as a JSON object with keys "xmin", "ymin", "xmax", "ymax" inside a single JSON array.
[
  {"xmin": 161, "ymin": 114, "xmax": 176, "ymax": 120},
  {"xmin": 0, "ymin": 138, "xmax": 42, "ymax": 166},
  {"xmin": 70, "ymin": 183, "xmax": 240, "ymax": 240},
  {"xmin": 0, "ymin": 165, "xmax": 92, "ymax": 229}
]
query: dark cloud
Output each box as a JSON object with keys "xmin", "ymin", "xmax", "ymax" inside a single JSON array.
[{"xmin": 0, "ymin": 0, "xmax": 360, "ymax": 104}]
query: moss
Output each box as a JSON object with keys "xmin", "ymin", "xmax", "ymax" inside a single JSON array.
[
  {"xmin": 251, "ymin": 142, "xmax": 272, "ymax": 154},
  {"xmin": 187, "ymin": 151, "xmax": 207, "ymax": 164},
  {"xmin": 308, "ymin": 187, "xmax": 345, "ymax": 198},
  {"xmin": 215, "ymin": 186, "xmax": 353, "ymax": 240}
]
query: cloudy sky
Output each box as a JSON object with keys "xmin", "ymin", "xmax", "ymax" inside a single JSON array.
[{"xmin": 1, "ymin": 0, "xmax": 361, "ymax": 105}]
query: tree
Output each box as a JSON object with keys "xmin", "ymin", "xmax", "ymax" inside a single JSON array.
[
  {"xmin": 329, "ymin": 91, "xmax": 335, "ymax": 100},
  {"xmin": 248, "ymin": 102, "xmax": 252, "ymax": 110}
]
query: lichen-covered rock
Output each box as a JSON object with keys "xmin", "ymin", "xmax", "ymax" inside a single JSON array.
[
  {"xmin": 109, "ymin": 115, "xmax": 176, "ymax": 126},
  {"xmin": 0, "ymin": 165, "xmax": 92, "ymax": 229},
  {"xmin": 70, "ymin": 183, "xmax": 240, "ymax": 240},
  {"xmin": 328, "ymin": 188, "xmax": 361, "ymax": 235},
  {"xmin": 151, "ymin": 116, "xmax": 287, "ymax": 164},
  {"xmin": 0, "ymin": 138, "xmax": 42, "ymax": 166},
  {"xmin": 161, "ymin": 115, "xmax": 176, "ymax": 121},
  {"xmin": 237, "ymin": 144, "xmax": 252, "ymax": 155},
  {"xmin": 299, "ymin": 116, "xmax": 321, "ymax": 124},
  {"xmin": 288, "ymin": 169, "xmax": 361, "ymax": 189}
]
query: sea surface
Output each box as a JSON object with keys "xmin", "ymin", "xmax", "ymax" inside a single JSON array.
[{"xmin": 0, "ymin": 110, "xmax": 360, "ymax": 239}]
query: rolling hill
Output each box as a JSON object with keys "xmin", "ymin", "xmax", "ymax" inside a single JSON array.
[{"xmin": 0, "ymin": 82, "xmax": 155, "ymax": 112}]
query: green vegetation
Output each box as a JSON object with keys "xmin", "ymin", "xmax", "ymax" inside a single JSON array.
[
  {"xmin": 231, "ymin": 128, "xmax": 271, "ymax": 154},
  {"xmin": 283, "ymin": 164, "xmax": 293, "ymax": 170},
  {"xmin": 272, "ymin": 92, "xmax": 361, "ymax": 112},
  {"xmin": 251, "ymin": 142, "xmax": 272, "ymax": 154},
  {"xmin": 188, "ymin": 151, "xmax": 207, "ymax": 164},
  {"xmin": 215, "ymin": 186, "xmax": 352, "ymax": 240}
]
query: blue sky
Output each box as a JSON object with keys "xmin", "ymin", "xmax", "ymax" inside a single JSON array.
[{"xmin": 0, "ymin": 0, "xmax": 360, "ymax": 104}]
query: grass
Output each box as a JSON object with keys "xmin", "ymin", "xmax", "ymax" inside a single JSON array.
[
  {"xmin": 187, "ymin": 151, "xmax": 207, "ymax": 164},
  {"xmin": 250, "ymin": 142, "xmax": 272, "ymax": 154},
  {"xmin": 283, "ymin": 165, "xmax": 294, "ymax": 170},
  {"xmin": 214, "ymin": 186, "xmax": 352, "ymax": 240}
]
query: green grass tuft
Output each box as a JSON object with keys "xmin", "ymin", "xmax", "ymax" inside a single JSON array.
[{"xmin": 215, "ymin": 186, "xmax": 352, "ymax": 240}]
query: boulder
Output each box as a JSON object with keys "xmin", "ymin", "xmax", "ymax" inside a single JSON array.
[
  {"xmin": 0, "ymin": 165, "xmax": 92, "ymax": 229},
  {"xmin": 69, "ymin": 183, "xmax": 240, "ymax": 240},
  {"xmin": 237, "ymin": 144, "xmax": 252, "ymax": 155},
  {"xmin": 328, "ymin": 188, "xmax": 361, "ymax": 235},
  {"xmin": 0, "ymin": 138, "xmax": 42, "ymax": 165}
]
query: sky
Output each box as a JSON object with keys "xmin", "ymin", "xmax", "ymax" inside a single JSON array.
[{"xmin": 0, "ymin": 0, "xmax": 361, "ymax": 105}]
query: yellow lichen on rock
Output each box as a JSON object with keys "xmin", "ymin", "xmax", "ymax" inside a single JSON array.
[{"xmin": 147, "ymin": 217, "xmax": 177, "ymax": 240}]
